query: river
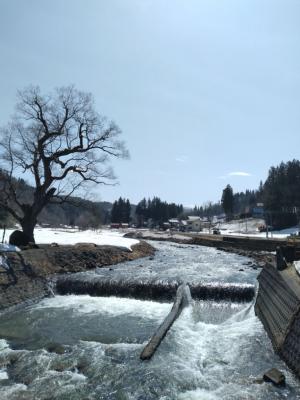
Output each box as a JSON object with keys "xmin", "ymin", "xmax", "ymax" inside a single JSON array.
[{"xmin": 0, "ymin": 241, "xmax": 299, "ymax": 399}]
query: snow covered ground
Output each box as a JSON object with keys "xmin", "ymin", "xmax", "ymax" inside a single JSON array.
[
  {"xmin": 0, "ymin": 227, "xmax": 139, "ymax": 251},
  {"xmin": 216, "ymin": 218, "xmax": 299, "ymax": 239},
  {"xmin": 219, "ymin": 218, "xmax": 265, "ymax": 234},
  {"xmin": 0, "ymin": 219, "xmax": 299, "ymax": 250}
]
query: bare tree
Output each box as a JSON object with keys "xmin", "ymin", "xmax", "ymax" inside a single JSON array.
[{"xmin": 0, "ymin": 85, "xmax": 128, "ymax": 242}]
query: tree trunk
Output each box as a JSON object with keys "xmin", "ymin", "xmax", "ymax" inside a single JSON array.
[{"xmin": 20, "ymin": 214, "xmax": 37, "ymax": 243}]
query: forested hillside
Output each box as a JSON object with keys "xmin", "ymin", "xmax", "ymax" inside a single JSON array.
[
  {"xmin": 262, "ymin": 159, "xmax": 300, "ymax": 228},
  {"xmin": 135, "ymin": 197, "xmax": 183, "ymax": 227},
  {"xmin": 1, "ymin": 159, "xmax": 300, "ymax": 230},
  {"xmin": 196, "ymin": 159, "xmax": 300, "ymax": 229},
  {"xmin": 0, "ymin": 170, "xmax": 112, "ymax": 228}
]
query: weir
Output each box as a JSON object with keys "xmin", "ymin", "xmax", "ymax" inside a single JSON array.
[
  {"xmin": 55, "ymin": 274, "xmax": 255, "ymax": 302},
  {"xmin": 55, "ymin": 272, "xmax": 255, "ymax": 360}
]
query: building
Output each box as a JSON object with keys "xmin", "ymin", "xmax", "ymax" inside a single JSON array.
[
  {"xmin": 252, "ymin": 206, "xmax": 264, "ymax": 218},
  {"xmin": 186, "ymin": 216, "xmax": 202, "ymax": 232},
  {"xmin": 168, "ymin": 219, "xmax": 180, "ymax": 229}
]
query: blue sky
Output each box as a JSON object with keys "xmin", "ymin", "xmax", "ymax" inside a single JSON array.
[{"xmin": 0, "ymin": 0, "xmax": 299, "ymax": 206}]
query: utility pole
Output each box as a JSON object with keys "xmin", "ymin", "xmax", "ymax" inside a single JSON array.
[{"xmin": 1, "ymin": 225, "xmax": 6, "ymax": 243}]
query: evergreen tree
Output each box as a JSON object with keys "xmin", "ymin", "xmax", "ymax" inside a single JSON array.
[
  {"xmin": 110, "ymin": 197, "xmax": 131, "ymax": 223},
  {"xmin": 136, "ymin": 198, "xmax": 148, "ymax": 227},
  {"xmin": 124, "ymin": 199, "xmax": 131, "ymax": 223},
  {"xmin": 135, "ymin": 196, "xmax": 183, "ymax": 226},
  {"xmin": 221, "ymin": 184, "xmax": 234, "ymax": 220},
  {"xmin": 262, "ymin": 160, "xmax": 300, "ymax": 228},
  {"xmin": 110, "ymin": 200, "xmax": 119, "ymax": 223}
]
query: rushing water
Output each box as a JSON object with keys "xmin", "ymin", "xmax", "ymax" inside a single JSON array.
[
  {"xmin": 0, "ymin": 242, "xmax": 299, "ymax": 399},
  {"xmin": 93, "ymin": 241, "xmax": 259, "ymax": 285}
]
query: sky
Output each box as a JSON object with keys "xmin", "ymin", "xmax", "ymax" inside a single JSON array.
[{"xmin": 0, "ymin": 0, "xmax": 299, "ymax": 207}]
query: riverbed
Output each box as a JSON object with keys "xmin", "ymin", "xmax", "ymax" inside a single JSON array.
[{"xmin": 0, "ymin": 241, "xmax": 299, "ymax": 399}]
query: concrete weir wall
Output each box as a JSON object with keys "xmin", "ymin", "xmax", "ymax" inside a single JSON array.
[
  {"xmin": 255, "ymin": 263, "xmax": 300, "ymax": 377},
  {"xmin": 56, "ymin": 275, "xmax": 255, "ymax": 302}
]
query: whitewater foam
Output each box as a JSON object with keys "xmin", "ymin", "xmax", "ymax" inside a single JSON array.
[{"xmin": 34, "ymin": 294, "xmax": 172, "ymax": 320}]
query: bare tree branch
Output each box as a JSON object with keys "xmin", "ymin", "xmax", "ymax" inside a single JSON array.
[{"xmin": 0, "ymin": 85, "xmax": 128, "ymax": 242}]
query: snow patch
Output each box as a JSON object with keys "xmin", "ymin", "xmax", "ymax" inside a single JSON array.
[
  {"xmin": 0, "ymin": 371, "xmax": 8, "ymax": 380},
  {"xmin": 0, "ymin": 243, "xmax": 20, "ymax": 252},
  {"xmin": 0, "ymin": 227, "xmax": 138, "ymax": 251},
  {"xmin": 217, "ymin": 218, "xmax": 299, "ymax": 239}
]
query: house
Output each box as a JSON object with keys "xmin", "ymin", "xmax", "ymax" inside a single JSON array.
[
  {"xmin": 199, "ymin": 218, "xmax": 212, "ymax": 230},
  {"xmin": 186, "ymin": 216, "xmax": 202, "ymax": 232},
  {"xmin": 110, "ymin": 223, "xmax": 121, "ymax": 229},
  {"xmin": 110, "ymin": 222, "xmax": 130, "ymax": 229},
  {"xmin": 252, "ymin": 206, "xmax": 264, "ymax": 218},
  {"xmin": 179, "ymin": 220, "xmax": 188, "ymax": 231},
  {"xmin": 168, "ymin": 219, "xmax": 180, "ymax": 229},
  {"xmin": 217, "ymin": 213, "xmax": 226, "ymax": 222}
]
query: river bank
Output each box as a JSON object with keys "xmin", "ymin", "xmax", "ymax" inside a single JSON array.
[
  {"xmin": 124, "ymin": 230, "xmax": 277, "ymax": 266},
  {"xmin": 0, "ymin": 227, "xmax": 285, "ymax": 313},
  {"xmin": 0, "ymin": 241, "xmax": 154, "ymax": 313}
]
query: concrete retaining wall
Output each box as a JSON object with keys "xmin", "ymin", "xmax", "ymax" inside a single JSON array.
[
  {"xmin": 255, "ymin": 263, "xmax": 300, "ymax": 377},
  {"xmin": 192, "ymin": 234, "xmax": 289, "ymax": 252}
]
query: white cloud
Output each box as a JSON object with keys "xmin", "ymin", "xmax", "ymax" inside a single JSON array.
[
  {"xmin": 228, "ymin": 171, "xmax": 252, "ymax": 177},
  {"xmin": 175, "ymin": 155, "xmax": 188, "ymax": 163},
  {"xmin": 218, "ymin": 171, "xmax": 252, "ymax": 179}
]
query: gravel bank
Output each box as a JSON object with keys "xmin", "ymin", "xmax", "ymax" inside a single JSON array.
[{"xmin": 0, "ymin": 241, "xmax": 155, "ymax": 313}]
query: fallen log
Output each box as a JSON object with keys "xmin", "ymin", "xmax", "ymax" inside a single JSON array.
[{"xmin": 140, "ymin": 283, "xmax": 191, "ymax": 360}]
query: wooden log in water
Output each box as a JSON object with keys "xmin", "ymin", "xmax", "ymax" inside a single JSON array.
[{"xmin": 140, "ymin": 283, "xmax": 191, "ymax": 360}]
